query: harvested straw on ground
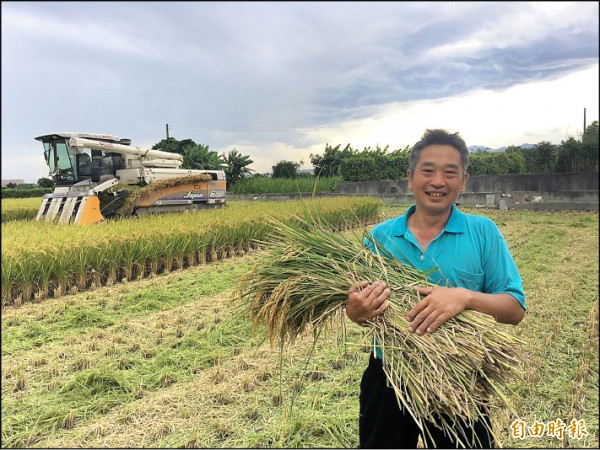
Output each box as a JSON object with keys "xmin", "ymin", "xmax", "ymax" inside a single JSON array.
[{"xmin": 234, "ymin": 213, "xmax": 525, "ymax": 448}]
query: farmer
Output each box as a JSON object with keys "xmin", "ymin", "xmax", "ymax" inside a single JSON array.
[{"xmin": 346, "ymin": 128, "xmax": 526, "ymax": 448}]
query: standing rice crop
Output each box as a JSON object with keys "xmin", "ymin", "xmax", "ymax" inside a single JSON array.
[
  {"xmin": 1, "ymin": 197, "xmax": 41, "ymax": 222},
  {"xmin": 234, "ymin": 213, "xmax": 525, "ymax": 448},
  {"xmin": 1, "ymin": 197, "xmax": 382, "ymax": 306}
]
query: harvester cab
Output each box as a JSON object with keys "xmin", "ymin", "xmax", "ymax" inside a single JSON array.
[{"xmin": 35, "ymin": 132, "xmax": 226, "ymax": 225}]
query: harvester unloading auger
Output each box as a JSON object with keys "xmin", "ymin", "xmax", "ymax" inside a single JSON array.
[{"xmin": 35, "ymin": 132, "xmax": 226, "ymax": 225}]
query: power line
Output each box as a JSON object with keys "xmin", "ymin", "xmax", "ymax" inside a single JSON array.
[{"xmin": 167, "ymin": 125, "xmax": 335, "ymax": 131}]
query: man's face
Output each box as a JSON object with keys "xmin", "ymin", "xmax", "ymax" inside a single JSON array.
[{"xmin": 407, "ymin": 144, "xmax": 467, "ymax": 215}]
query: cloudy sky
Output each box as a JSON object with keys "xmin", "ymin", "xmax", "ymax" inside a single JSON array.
[{"xmin": 2, "ymin": 1, "xmax": 598, "ymax": 182}]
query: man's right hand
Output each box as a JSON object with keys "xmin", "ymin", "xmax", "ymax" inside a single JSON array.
[{"xmin": 346, "ymin": 280, "xmax": 391, "ymax": 325}]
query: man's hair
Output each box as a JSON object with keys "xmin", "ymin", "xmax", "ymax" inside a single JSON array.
[{"xmin": 409, "ymin": 129, "xmax": 469, "ymax": 174}]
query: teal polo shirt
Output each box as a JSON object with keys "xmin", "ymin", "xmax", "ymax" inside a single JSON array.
[{"xmin": 365, "ymin": 204, "xmax": 526, "ymax": 358}]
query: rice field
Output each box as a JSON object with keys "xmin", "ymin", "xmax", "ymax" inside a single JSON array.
[
  {"xmin": 1, "ymin": 197, "xmax": 382, "ymax": 307},
  {"xmin": 1, "ymin": 197, "xmax": 41, "ymax": 222},
  {"xmin": 227, "ymin": 176, "xmax": 343, "ymax": 194},
  {"xmin": 1, "ymin": 203, "xmax": 598, "ymax": 448}
]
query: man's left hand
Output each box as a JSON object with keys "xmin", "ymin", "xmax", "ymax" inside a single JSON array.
[{"xmin": 407, "ymin": 286, "xmax": 470, "ymax": 334}]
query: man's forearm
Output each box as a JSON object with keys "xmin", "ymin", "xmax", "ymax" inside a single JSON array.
[{"xmin": 465, "ymin": 291, "xmax": 525, "ymax": 325}]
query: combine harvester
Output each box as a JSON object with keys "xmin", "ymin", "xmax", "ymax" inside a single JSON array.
[{"xmin": 35, "ymin": 132, "xmax": 226, "ymax": 225}]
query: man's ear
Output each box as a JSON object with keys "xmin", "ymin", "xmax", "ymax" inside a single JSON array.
[{"xmin": 407, "ymin": 170, "xmax": 413, "ymax": 190}]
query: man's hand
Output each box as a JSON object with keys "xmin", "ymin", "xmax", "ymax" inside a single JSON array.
[
  {"xmin": 407, "ymin": 286, "xmax": 470, "ymax": 334},
  {"xmin": 346, "ymin": 280, "xmax": 391, "ymax": 325}
]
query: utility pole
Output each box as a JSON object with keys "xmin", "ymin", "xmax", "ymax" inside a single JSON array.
[
  {"xmin": 166, "ymin": 123, "xmax": 170, "ymax": 140},
  {"xmin": 583, "ymin": 108, "xmax": 586, "ymax": 134}
]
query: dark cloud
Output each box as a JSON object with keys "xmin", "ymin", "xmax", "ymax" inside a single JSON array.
[
  {"xmin": 2, "ymin": 1, "xmax": 598, "ymax": 180},
  {"xmin": 309, "ymin": 4, "xmax": 599, "ymax": 115}
]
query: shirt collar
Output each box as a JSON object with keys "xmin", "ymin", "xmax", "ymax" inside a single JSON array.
[{"xmin": 393, "ymin": 203, "xmax": 465, "ymax": 237}]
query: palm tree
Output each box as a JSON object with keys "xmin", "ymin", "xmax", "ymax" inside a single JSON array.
[
  {"xmin": 182, "ymin": 144, "xmax": 226, "ymax": 170},
  {"xmin": 223, "ymin": 148, "xmax": 254, "ymax": 188}
]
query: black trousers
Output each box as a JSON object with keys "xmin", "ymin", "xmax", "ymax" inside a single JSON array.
[{"xmin": 359, "ymin": 354, "xmax": 494, "ymax": 449}]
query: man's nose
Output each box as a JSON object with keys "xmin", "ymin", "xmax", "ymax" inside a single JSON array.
[{"xmin": 431, "ymin": 171, "xmax": 445, "ymax": 185}]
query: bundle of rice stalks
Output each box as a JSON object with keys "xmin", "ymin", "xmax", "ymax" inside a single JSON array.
[
  {"xmin": 97, "ymin": 183, "xmax": 139, "ymax": 218},
  {"xmin": 234, "ymin": 213, "xmax": 525, "ymax": 448},
  {"xmin": 114, "ymin": 174, "xmax": 213, "ymax": 216}
]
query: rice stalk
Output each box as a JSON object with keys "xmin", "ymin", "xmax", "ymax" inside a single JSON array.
[
  {"xmin": 1, "ymin": 255, "xmax": 19, "ymax": 306},
  {"xmin": 115, "ymin": 174, "xmax": 213, "ymax": 216},
  {"xmin": 234, "ymin": 213, "xmax": 525, "ymax": 448}
]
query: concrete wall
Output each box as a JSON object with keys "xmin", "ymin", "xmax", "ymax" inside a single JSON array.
[
  {"xmin": 334, "ymin": 172, "xmax": 599, "ymax": 211},
  {"xmin": 335, "ymin": 180, "xmax": 397, "ymax": 196},
  {"xmin": 335, "ymin": 180, "xmax": 398, "ymax": 195},
  {"xmin": 337, "ymin": 172, "xmax": 599, "ymax": 195},
  {"xmin": 463, "ymin": 172, "xmax": 598, "ymax": 194}
]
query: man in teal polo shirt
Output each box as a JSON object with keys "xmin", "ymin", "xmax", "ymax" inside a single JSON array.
[{"xmin": 346, "ymin": 129, "xmax": 526, "ymax": 448}]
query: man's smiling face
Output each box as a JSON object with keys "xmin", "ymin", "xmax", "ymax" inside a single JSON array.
[{"xmin": 407, "ymin": 144, "xmax": 467, "ymax": 216}]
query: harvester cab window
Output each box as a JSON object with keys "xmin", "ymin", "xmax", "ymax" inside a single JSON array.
[
  {"xmin": 90, "ymin": 150, "xmax": 115, "ymax": 176},
  {"xmin": 77, "ymin": 152, "xmax": 92, "ymax": 177},
  {"xmin": 46, "ymin": 139, "xmax": 76, "ymax": 183}
]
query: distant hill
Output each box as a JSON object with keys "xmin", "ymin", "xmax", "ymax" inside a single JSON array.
[
  {"xmin": 468, "ymin": 143, "xmax": 536, "ymax": 153},
  {"xmin": 468, "ymin": 145, "xmax": 493, "ymax": 152}
]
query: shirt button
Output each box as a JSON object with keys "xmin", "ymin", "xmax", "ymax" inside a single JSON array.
[{"xmin": 420, "ymin": 255, "xmax": 425, "ymax": 260}]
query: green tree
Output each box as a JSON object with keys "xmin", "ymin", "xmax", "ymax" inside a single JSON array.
[
  {"xmin": 310, "ymin": 144, "xmax": 355, "ymax": 177},
  {"xmin": 384, "ymin": 152, "xmax": 411, "ymax": 179},
  {"xmin": 468, "ymin": 151, "xmax": 525, "ymax": 175},
  {"xmin": 515, "ymin": 142, "xmax": 557, "ymax": 174},
  {"xmin": 223, "ymin": 148, "xmax": 254, "ymax": 188},
  {"xmin": 340, "ymin": 154, "xmax": 377, "ymax": 181},
  {"xmin": 467, "ymin": 153, "xmax": 488, "ymax": 176},
  {"xmin": 502, "ymin": 152, "xmax": 526, "ymax": 174},
  {"xmin": 152, "ymin": 138, "xmax": 197, "ymax": 156},
  {"xmin": 534, "ymin": 141, "xmax": 558, "ymax": 173},
  {"xmin": 319, "ymin": 144, "xmax": 411, "ymax": 181},
  {"xmin": 272, "ymin": 160, "xmax": 300, "ymax": 178},
  {"xmin": 504, "ymin": 146, "xmax": 522, "ymax": 153},
  {"xmin": 582, "ymin": 120, "xmax": 599, "ymax": 146},
  {"xmin": 37, "ymin": 177, "xmax": 54, "ymax": 188},
  {"xmin": 581, "ymin": 120, "xmax": 599, "ymax": 171},
  {"xmin": 363, "ymin": 144, "xmax": 390, "ymax": 155},
  {"xmin": 556, "ymin": 121, "xmax": 599, "ymax": 173},
  {"xmin": 555, "ymin": 138, "xmax": 580, "ymax": 173},
  {"xmin": 182, "ymin": 144, "xmax": 226, "ymax": 170}
]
